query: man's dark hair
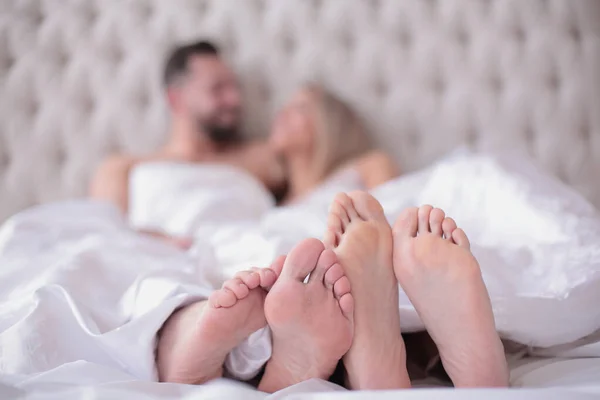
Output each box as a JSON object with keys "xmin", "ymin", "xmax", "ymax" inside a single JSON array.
[{"xmin": 163, "ymin": 41, "xmax": 219, "ymax": 87}]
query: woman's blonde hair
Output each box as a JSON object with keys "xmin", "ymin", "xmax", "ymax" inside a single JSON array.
[{"xmin": 305, "ymin": 83, "xmax": 371, "ymax": 181}]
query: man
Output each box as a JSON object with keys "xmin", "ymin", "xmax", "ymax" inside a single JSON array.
[{"xmin": 90, "ymin": 41, "xmax": 284, "ymax": 213}]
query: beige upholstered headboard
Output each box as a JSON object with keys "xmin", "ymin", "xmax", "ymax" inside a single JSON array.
[{"xmin": 1, "ymin": 0, "xmax": 599, "ymax": 221}]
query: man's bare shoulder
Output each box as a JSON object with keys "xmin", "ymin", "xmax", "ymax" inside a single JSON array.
[
  {"xmin": 95, "ymin": 155, "xmax": 141, "ymax": 178},
  {"xmin": 103, "ymin": 154, "xmax": 139, "ymax": 168},
  {"xmin": 90, "ymin": 153, "xmax": 160, "ymax": 198},
  {"xmin": 97, "ymin": 152, "xmax": 171, "ymax": 174}
]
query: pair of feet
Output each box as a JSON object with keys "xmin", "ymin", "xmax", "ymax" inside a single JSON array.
[{"xmin": 156, "ymin": 192, "xmax": 509, "ymax": 391}]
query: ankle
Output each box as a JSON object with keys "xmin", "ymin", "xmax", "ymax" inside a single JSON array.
[
  {"xmin": 344, "ymin": 341, "xmax": 411, "ymax": 390},
  {"xmin": 258, "ymin": 357, "xmax": 298, "ymax": 393},
  {"xmin": 444, "ymin": 339, "xmax": 509, "ymax": 388},
  {"xmin": 258, "ymin": 350, "xmax": 334, "ymax": 393}
]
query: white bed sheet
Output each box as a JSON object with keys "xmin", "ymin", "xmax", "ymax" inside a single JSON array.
[
  {"xmin": 1, "ymin": 151, "xmax": 600, "ymax": 397},
  {"xmin": 3, "ymin": 368, "xmax": 600, "ymax": 400}
]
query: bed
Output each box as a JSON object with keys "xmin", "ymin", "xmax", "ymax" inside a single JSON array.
[{"xmin": 1, "ymin": 1, "xmax": 600, "ymax": 399}]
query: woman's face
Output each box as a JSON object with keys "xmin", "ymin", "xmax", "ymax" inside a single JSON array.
[{"xmin": 269, "ymin": 88, "xmax": 317, "ymax": 156}]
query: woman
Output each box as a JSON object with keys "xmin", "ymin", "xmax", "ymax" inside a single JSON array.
[{"xmin": 269, "ymin": 83, "xmax": 399, "ymax": 205}]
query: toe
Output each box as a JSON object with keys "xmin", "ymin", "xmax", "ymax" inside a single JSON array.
[
  {"xmin": 326, "ymin": 209, "xmax": 344, "ymax": 246},
  {"xmin": 280, "ymin": 238, "xmax": 325, "ymax": 282},
  {"xmin": 324, "ymin": 263, "xmax": 345, "ymax": 288},
  {"xmin": 333, "ymin": 276, "xmax": 351, "ymax": 299},
  {"xmin": 323, "ymin": 228, "xmax": 337, "ymax": 249},
  {"xmin": 338, "ymin": 292, "xmax": 354, "ymax": 322},
  {"xmin": 258, "ymin": 268, "xmax": 279, "ymax": 289},
  {"xmin": 222, "ymin": 278, "xmax": 250, "ymax": 299},
  {"xmin": 335, "ymin": 192, "xmax": 360, "ymax": 220},
  {"xmin": 348, "ymin": 191, "xmax": 386, "ymax": 222},
  {"xmin": 330, "ymin": 194, "xmax": 351, "ymax": 227},
  {"xmin": 392, "ymin": 207, "xmax": 419, "ymax": 238},
  {"xmin": 269, "ymin": 255, "xmax": 286, "ymax": 277},
  {"xmin": 308, "ymin": 248, "xmax": 337, "ymax": 285},
  {"xmin": 235, "ymin": 271, "xmax": 261, "ymax": 290},
  {"xmin": 418, "ymin": 205, "xmax": 434, "ymax": 234},
  {"xmin": 452, "ymin": 228, "xmax": 471, "ymax": 250},
  {"xmin": 442, "ymin": 217, "xmax": 458, "ymax": 242},
  {"xmin": 429, "ymin": 208, "xmax": 445, "ymax": 236},
  {"xmin": 209, "ymin": 288, "xmax": 237, "ymax": 308}
]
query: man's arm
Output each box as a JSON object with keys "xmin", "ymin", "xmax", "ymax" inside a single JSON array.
[{"xmin": 89, "ymin": 156, "xmax": 137, "ymax": 213}]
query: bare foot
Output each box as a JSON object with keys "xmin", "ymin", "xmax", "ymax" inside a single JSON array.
[
  {"xmin": 325, "ymin": 192, "xmax": 411, "ymax": 390},
  {"xmin": 156, "ymin": 257, "xmax": 285, "ymax": 384},
  {"xmin": 258, "ymin": 238, "xmax": 354, "ymax": 393},
  {"xmin": 392, "ymin": 205, "xmax": 509, "ymax": 387}
]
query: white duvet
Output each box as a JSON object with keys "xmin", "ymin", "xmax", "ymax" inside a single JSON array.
[{"xmin": 1, "ymin": 150, "xmax": 600, "ymax": 397}]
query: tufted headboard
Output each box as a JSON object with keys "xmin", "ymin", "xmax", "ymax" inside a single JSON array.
[{"xmin": 1, "ymin": 0, "xmax": 599, "ymax": 221}]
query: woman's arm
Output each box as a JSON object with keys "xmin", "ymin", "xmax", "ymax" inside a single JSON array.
[
  {"xmin": 228, "ymin": 141, "xmax": 286, "ymax": 191},
  {"xmin": 356, "ymin": 150, "xmax": 400, "ymax": 189}
]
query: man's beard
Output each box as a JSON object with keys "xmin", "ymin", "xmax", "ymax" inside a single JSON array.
[{"xmin": 197, "ymin": 119, "xmax": 241, "ymax": 145}]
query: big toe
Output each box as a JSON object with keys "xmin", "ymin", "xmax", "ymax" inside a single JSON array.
[
  {"xmin": 281, "ymin": 238, "xmax": 325, "ymax": 282},
  {"xmin": 348, "ymin": 191, "xmax": 386, "ymax": 222},
  {"xmin": 392, "ymin": 207, "xmax": 419, "ymax": 238}
]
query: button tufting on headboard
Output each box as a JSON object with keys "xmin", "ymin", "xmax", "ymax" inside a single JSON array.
[
  {"xmin": 281, "ymin": 33, "xmax": 296, "ymax": 57},
  {"xmin": 0, "ymin": 0, "xmax": 598, "ymax": 222},
  {"xmin": 373, "ymin": 77, "xmax": 388, "ymax": 100},
  {"xmin": 0, "ymin": 151, "xmax": 9, "ymax": 170},
  {"xmin": 398, "ymin": 29, "xmax": 413, "ymax": 50}
]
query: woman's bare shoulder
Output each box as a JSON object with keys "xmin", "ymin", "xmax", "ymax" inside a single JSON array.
[
  {"xmin": 356, "ymin": 150, "xmax": 398, "ymax": 170},
  {"xmin": 354, "ymin": 150, "xmax": 400, "ymax": 188}
]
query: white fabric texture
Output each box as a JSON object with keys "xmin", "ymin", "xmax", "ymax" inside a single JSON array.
[
  {"xmin": 1, "ymin": 151, "xmax": 600, "ymax": 392},
  {"xmin": 129, "ymin": 163, "xmax": 276, "ymax": 236},
  {"xmin": 2, "ymin": 377, "xmax": 600, "ymax": 400},
  {"xmin": 1, "ymin": 0, "xmax": 599, "ymax": 222}
]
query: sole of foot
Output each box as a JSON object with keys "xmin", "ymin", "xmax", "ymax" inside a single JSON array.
[
  {"xmin": 156, "ymin": 257, "xmax": 285, "ymax": 384},
  {"xmin": 258, "ymin": 238, "xmax": 354, "ymax": 393},
  {"xmin": 326, "ymin": 191, "xmax": 411, "ymax": 390},
  {"xmin": 392, "ymin": 205, "xmax": 509, "ymax": 387}
]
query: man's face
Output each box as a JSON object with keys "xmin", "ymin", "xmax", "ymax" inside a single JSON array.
[{"xmin": 176, "ymin": 55, "xmax": 242, "ymax": 144}]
